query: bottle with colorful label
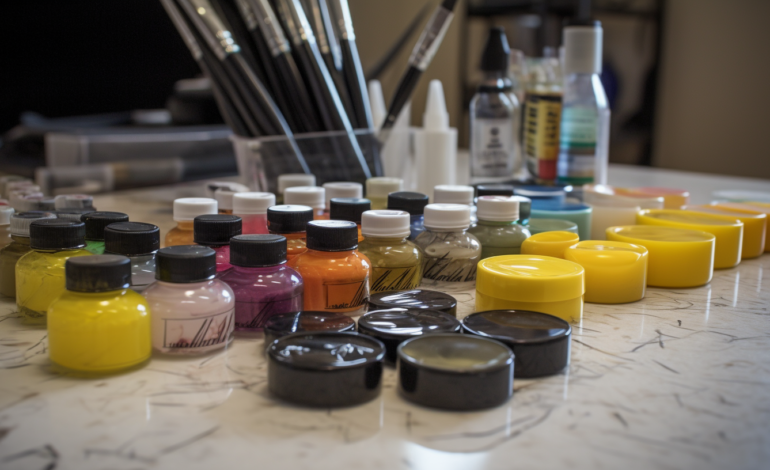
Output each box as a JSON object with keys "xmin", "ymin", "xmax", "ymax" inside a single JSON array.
[{"xmin": 358, "ymin": 210, "xmax": 423, "ymax": 294}]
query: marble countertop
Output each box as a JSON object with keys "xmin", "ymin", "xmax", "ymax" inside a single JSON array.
[{"xmin": 2, "ymin": 165, "xmax": 770, "ymax": 470}]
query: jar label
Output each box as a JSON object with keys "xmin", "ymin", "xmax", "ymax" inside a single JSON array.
[
  {"xmin": 524, "ymin": 92, "xmax": 562, "ymax": 179},
  {"xmin": 235, "ymin": 293, "xmax": 303, "ymax": 329},
  {"xmin": 471, "ymin": 117, "xmax": 515, "ymax": 177},
  {"xmin": 423, "ymin": 254, "xmax": 477, "ymax": 283},
  {"xmin": 324, "ymin": 279, "xmax": 369, "ymax": 310},
  {"xmin": 370, "ymin": 265, "xmax": 421, "ymax": 293},
  {"xmin": 161, "ymin": 308, "xmax": 234, "ymax": 350}
]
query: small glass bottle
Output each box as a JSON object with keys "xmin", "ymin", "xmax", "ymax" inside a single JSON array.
[
  {"xmin": 469, "ymin": 196, "xmax": 531, "ymax": 259},
  {"xmin": 217, "ymin": 234, "xmax": 304, "ymax": 331},
  {"xmin": 233, "ymin": 192, "xmax": 275, "ymax": 235},
  {"xmin": 414, "ymin": 204, "xmax": 481, "ymax": 289},
  {"xmin": 104, "ymin": 222, "xmax": 160, "ymax": 293},
  {"xmin": 0, "ymin": 206, "xmax": 14, "ymax": 250},
  {"xmin": 267, "ymin": 205, "xmax": 314, "ymax": 261},
  {"xmin": 0, "ymin": 211, "xmax": 56, "ymax": 298},
  {"xmin": 16, "ymin": 219, "xmax": 92, "ymax": 324},
  {"xmin": 214, "ymin": 188, "xmax": 245, "ymax": 214},
  {"xmin": 434, "ymin": 185, "xmax": 477, "ymax": 222},
  {"xmin": 288, "ymin": 220, "xmax": 370, "ymax": 316},
  {"xmin": 366, "ymin": 177, "xmax": 403, "ymax": 210},
  {"xmin": 165, "ymin": 198, "xmax": 218, "ymax": 247},
  {"xmin": 47, "ymin": 255, "xmax": 151, "ymax": 376},
  {"xmin": 284, "ymin": 186, "xmax": 327, "ymax": 219},
  {"xmin": 387, "ymin": 191, "xmax": 429, "ymax": 241},
  {"xmin": 329, "ymin": 197, "xmax": 371, "ymax": 241},
  {"xmin": 322, "ymin": 182, "xmax": 363, "ymax": 217},
  {"xmin": 81, "ymin": 211, "xmax": 129, "ymax": 255},
  {"xmin": 358, "ymin": 210, "xmax": 423, "ymax": 294},
  {"xmin": 143, "ymin": 245, "xmax": 235, "ymax": 355},
  {"xmin": 193, "ymin": 214, "xmax": 242, "ymax": 272}
]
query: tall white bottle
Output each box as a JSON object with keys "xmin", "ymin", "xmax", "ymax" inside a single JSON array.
[
  {"xmin": 369, "ymin": 80, "xmax": 412, "ymax": 184},
  {"xmin": 414, "ymin": 80, "xmax": 458, "ymax": 197}
]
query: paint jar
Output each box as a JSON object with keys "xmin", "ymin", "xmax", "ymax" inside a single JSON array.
[
  {"xmin": 47, "ymin": 255, "xmax": 151, "ymax": 376},
  {"xmin": 414, "ymin": 204, "xmax": 481, "ymax": 288},
  {"xmin": 165, "ymin": 198, "xmax": 218, "ymax": 247},
  {"xmin": 217, "ymin": 234, "xmax": 303, "ymax": 331},
  {"xmin": 521, "ymin": 231, "xmax": 580, "ymax": 259},
  {"xmin": 277, "ymin": 173, "xmax": 316, "ymax": 203},
  {"xmin": 712, "ymin": 202, "xmax": 770, "ymax": 252},
  {"xmin": 358, "ymin": 210, "xmax": 423, "ymax": 294},
  {"xmin": 531, "ymin": 202, "xmax": 592, "ymax": 240},
  {"xmin": 16, "ymin": 219, "xmax": 92, "ymax": 325},
  {"xmin": 475, "ymin": 255, "xmax": 585, "ymax": 322},
  {"xmin": 214, "ymin": 188, "xmax": 245, "ymax": 214},
  {"xmin": 284, "ymin": 186, "xmax": 327, "ymax": 219},
  {"xmin": 469, "ymin": 196, "xmax": 530, "ymax": 259},
  {"xmin": 0, "ymin": 176, "xmax": 30, "ymax": 197},
  {"xmin": 397, "ymin": 334, "xmax": 514, "ymax": 410},
  {"xmin": 16, "ymin": 195, "xmax": 55, "ymax": 212},
  {"xmin": 323, "ymin": 182, "xmax": 363, "ymax": 216},
  {"xmin": 636, "ymin": 209, "xmax": 743, "ymax": 269},
  {"xmin": 194, "ymin": 214, "xmax": 242, "ymax": 272},
  {"xmin": 330, "ymin": 198, "xmax": 371, "ymax": 241},
  {"xmin": 564, "ymin": 240, "xmax": 648, "ymax": 303},
  {"xmin": 434, "ymin": 184, "xmax": 475, "ymax": 221},
  {"xmin": 104, "ymin": 222, "xmax": 160, "ymax": 293},
  {"xmin": 0, "ymin": 211, "xmax": 56, "ymax": 298},
  {"xmin": 527, "ymin": 218, "xmax": 578, "ymax": 236},
  {"xmin": 54, "ymin": 194, "xmax": 94, "ymax": 210},
  {"xmin": 366, "ymin": 177, "xmax": 403, "ymax": 210},
  {"xmin": 267, "ymin": 205, "xmax": 314, "ymax": 261},
  {"xmin": 387, "ymin": 191, "xmax": 429, "ymax": 240},
  {"xmin": 81, "ymin": 211, "xmax": 129, "ymax": 254},
  {"xmin": 685, "ymin": 205, "xmax": 766, "ymax": 259},
  {"xmin": 288, "ymin": 220, "xmax": 371, "ymax": 316},
  {"xmin": 54, "ymin": 208, "xmax": 95, "ymax": 222},
  {"xmin": 590, "ymin": 204, "xmax": 640, "ymax": 240},
  {"xmin": 616, "ymin": 187, "xmax": 689, "ymax": 209},
  {"xmin": 368, "ymin": 289, "xmax": 457, "ymax": 317},
  {"xmin": 263, "ymin": 311, "xmax": 356, "ymax": 345},
  {"xmin": 606, "ymin": 225, "xmax": 715, "ymax": 288},
  {"xmin": 0, "ymin": 207, "xmax": 13, "ymax": 250},
  {"xmin": 143, "ymin": 245, "xmax": 235, "ymax": 355},
  {"xmin": 233, "ymin": 192, "xmax": 275, "ymax": 235}
]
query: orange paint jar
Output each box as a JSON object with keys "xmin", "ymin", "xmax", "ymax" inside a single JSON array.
[{"xmin": 267, "ymin": 205, "xmax": 314, "ymax": 261}]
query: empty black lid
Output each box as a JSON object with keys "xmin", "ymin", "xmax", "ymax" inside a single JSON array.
[
  {"xmin": 263, "ymin": 311, "xmax": 356, "ymax": 345},
  {"xmin": 230, "ymin": 234, "xmax": 286, "ymax": 267},
  {"xmin": 194, "ymin": 214, "xmax": 242, "ymax": 246},
  {"xmin": 330, "ymin": 198, "xmax": 371, "ymax": 224},
  {"xmin": 306, "ymin": 220, "xmax": 358, "ymax": 251},
  {"xmin": 477, "ymin": 184, "xmax": 515, "ymax": 197},
  {"xmin": 481, "ymin": 27, "xmax": 510, "ymax": 72},
  {"xmin": 267, "ymin": 205, "xmax": 314, "ymax": 233},
  {"xmin": 29, "ymin": 219, "xmax": 86, "ymax": 250},
  {"xmin": 387, "ymin": 192, "xmax": 429, "ymax": 215},
  {"xmin": 156, "ymin": 245, "xmax": 216, "ymax": 283},
  {"xmin": 104, "ymin": 222, "xmax": 160, "ymax": 256},
  {"xmin": 368, "ymin": 289, "xmax": 458, "ymax": 317},
  {"xmin": 66, "ymin": 255, "xmax": 131, "ymax": 292},
  {"xmin": 81, "ymin": 211, "xmax": 129, "ymax": 241}
]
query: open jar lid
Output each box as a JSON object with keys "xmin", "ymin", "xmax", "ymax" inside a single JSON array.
[{"xmin": 368, "ymin": 289, "xmax": 457, "ymax": 317}]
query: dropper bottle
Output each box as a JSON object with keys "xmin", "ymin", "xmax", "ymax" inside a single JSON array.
[{"xmin": 414, "ymin": 80, "xmax": 458, "ymax": 196}]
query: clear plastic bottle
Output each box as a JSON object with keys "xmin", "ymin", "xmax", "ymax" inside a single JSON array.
[
  {"xmin": 358, "ymin": 210, "xmax": 423, "ymax": 294},
  {"xmin": 233, "ymin": 192, "xmax": 275, "ymax": 235},
  {"xmin": 469, "ymin": 196, "xmax": 531, "ymax": 259},
  {"xmin": 104, "ymin": 222, "xmax": 160, "ymax": 293}
]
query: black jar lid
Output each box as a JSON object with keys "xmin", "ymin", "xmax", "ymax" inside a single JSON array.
[
  {"xmin": 358, "ymin": 308, "xmax": 461, "ymax": 365},
  {"xmin": 267, "ymin": 205, "xmax": 314, "ymax": 233},
  {"xmin": 29, "ymin": 219, "xmax": 86, "ymax": 250},
  {"xmin": 54, "ymin": 208, "xmax": 96, "ymax": 222},
  {"xmin": 264, "ymin": 311, "xmax": 356, "ymax": 346},
  {"xmin": 104, "ymin": 222, "xmax": 160, "ymax": 256},
  {"xmin": 155, "ymin": 245, "xmax": 216, "ymax": 283},
  {"xmin": 267, "ymin": 332, "xmax": 385, "ymax": 407},
  {"xmin": 461, "ymin": 310, "xmax": 571, "ymax": 378},
  {"xmin": 306, "ymin": 220, "xmax": 358, "ymax": 251},
  {"xmin": 66, "ymin": 255, "xmax": 131, "ymax": 293},
  {"xmin": 81, "ymin": 211, "xmax": 129, "ymax": 241},
  {"xmin": 387, "ymin": 191, "xmax": 429, "ymax": 215},
  {"xmin": 368, "ymin": 289, "xmax": 458, "ymax": 317},
  {"xmin": 230, "ymin": 234, "xmax": 286, "ymax": 267},
  {"xmin": 477, "ymin": 184, "xmax": 515, "ymax": 197},
  {"xmin": 193, "ymin": 214, "xmax": 242, "ymax": 246},
  {"xmin": 397, "ymin": 334, "xmax": 514, "ymax": 411},
  {"xmin": 329, "ymin": 197, "xmax": 371, "ymax": 224}
]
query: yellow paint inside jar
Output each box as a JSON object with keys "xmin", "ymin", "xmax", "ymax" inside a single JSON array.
[{"xmin": 564, "ymin": 240, "xmax": 648, "ymax": 304}]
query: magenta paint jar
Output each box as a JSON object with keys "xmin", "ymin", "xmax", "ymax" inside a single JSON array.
[
  {"xmin": 193, "ymin": 214, "xmax": 242, "ymax": 272},
  {"xmin": 233, "ymin": 192, "xmax": 275, "ymax": 235}
]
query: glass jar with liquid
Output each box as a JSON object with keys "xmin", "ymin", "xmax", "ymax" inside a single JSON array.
[
  {"xmin": 469, "ymin": 196, "xmax": 530, "ymax": 259},
  {"xmin": 358, "ymin": 210, "xmax": 423, "ymax": 294}
]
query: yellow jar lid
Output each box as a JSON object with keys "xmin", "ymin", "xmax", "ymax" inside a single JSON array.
[
  {"xmin": 477, "ymin": 255, "xmax": 584, "ymax": 303},
  {"xmin": 606, "ymin": 225, "xmax": 715, "ymax": 243},
  {"xmin": 565, "ymin": 240, "xmax": 648, "ymax": 267},
  {"xmin": 686, "ymin": 205, "xmax": 766, "ymax": 258},
  {"xmin": 520, "ymin": 231, "xmax": 580, "ymax": 259},
  {"xmin": 637, "ymin": 209, "xmax": 741, "ymax": 227}
]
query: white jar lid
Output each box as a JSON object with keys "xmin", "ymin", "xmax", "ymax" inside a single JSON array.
[
  {"xmin": 284, "ymin": 186, "xmax": 325, "ymax": 209},
  {"xmin": 0, "ymin": 206, "xmax": 14, "ymax": 225},
  {"xmin": 366, "ymin": 177, "xmax": 403, "ymax": 198},
  {"xmin": 233, "ymin": 192, "xmax": 276, "ymax": 215},
  {"xmin": 476, "ymin": 196, "xmax": 520, "ymax": 222},
  {"xmin": 434, "ymin": 185, "xmax": 474, "ymax": 205},
  {"xmin": 361, "ymin": 210, "xmax": 410, "ymax": 238},
  {"xmin": 10, "ymin": 211, "xmax": 56, "ymax": 236},
  {"xmin": 424, "ymin": 203, "xmax": 471, "ymax": 230},
  {"xmin": 54, "ymin": 194, "xmax": 94, "ymax": 209},
  {"xmin": 323, "ymin": 182, "xmax": 363, "ymax": 208},
  {"xmin": 278, "ymin": 174, "xmax": 316, "ymax": 194},
  {"xmin": 173, "ymin": 197, "xmax": 217, "ymax": 221},
  {"xmin": 214, "ymin": 188, "xmax": 246, "ymax": 211}
]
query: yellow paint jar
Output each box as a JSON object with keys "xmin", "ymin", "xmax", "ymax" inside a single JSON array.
[
  {"xmin": 48, "ymin": 255, "xmax": 151, "ymax": 376},
  {"xmin": 685, "ymin": 205, "xmax": 766, "ymax": 259},
  {"xmin": 476, "ymin": 255, "xmax": 585, "ymax": 323},
  {"xmin": 564, "ymin": 240, "xmax": 648, "ymax": 304},
  {"xmin": 616, "ymin": 187, "xmax": 689, "ymax": 209},
  {"xmin": 606, "ymin": 225, "xmax": 714, "ymax": 288},
  {"xmin": 636, "ymin": 209, "xmax": 743, "ymax": 269},
  {"xmin": 712, "ymin": 202, "xmax": 770, "ymax": 253},
  {"xmin": 520, "ymin": 231, "xmax": 579, "ymax": 259}
]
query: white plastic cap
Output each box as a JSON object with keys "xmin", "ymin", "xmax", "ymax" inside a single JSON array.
[
  {"xmin": 173, "ymin": 197, "xmax": 218, "ymax": 221},
  {"xmin": 284, "ymin": 186, "xmax": 325, "ymax": 209},
  {"xmin": 323, "ymin": 182, "xmax": 363, "ymax": 209},
  {"xmin": 0, "ymin": 206, "xmax": 14, "ymax": 225},
  {"xmin": 366, "ymin": 177, "xmax": 403, "ymax": 198},
  {"xmin": 205, "ymin": 181, "xmax": 249, "ymax": 198},
  {"xmin": 423, "ymin": 80, "xmax": 449, "ymax": 131},
  {"xmin": 278, "ymin": 174, "xmax": 316, "ymax": 194},
  {"xmin": 476, "ymin": 196, "xmax": 519, "ymax": 221},
  {"xmin": 233, "ymin": 192, "xmax": 275, "ymax": 215},
  {"xmin": 434, "ymin": 185, "xmax": 474, "ymax": 205},
  {"xmin": 361, "ymin": 210, "xmax": 410, "ymax": 238},
  {"xmin": 54, "ymin": 194, "xmax": 94, "ymax": 209},
  {"xmin": 424, "ymin": 204, "xmax": 471, "ymax": 231},
  {"xmin": 10, "ymin": 211, "xmax": 56, "ymax": 236},
  {"xmin": 368, "ymin": 80, "xmax": 387, "ymax": 128},
  {"xmin": 563, "ymin": 21, "xmax": 603, "ymax": 75},
  {"xmin": 5, "ymin": 181, "xmax": 39, "ymax": 198},
  {"xmin": 214, "ymin": 188, "xmax": 246, "ymax": 211}
]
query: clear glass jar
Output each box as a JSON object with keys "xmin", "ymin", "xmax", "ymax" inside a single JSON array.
[{"xmin": 414, "ymin": 230, "xmax": 481, "ymax": 288}]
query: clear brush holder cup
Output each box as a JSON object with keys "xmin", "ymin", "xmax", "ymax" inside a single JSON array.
[{"xmin": 232, "ymin": 130, "xmax": 383, "ymax": 193}]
